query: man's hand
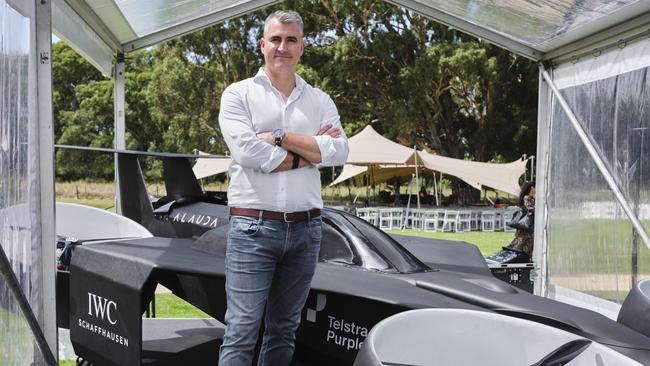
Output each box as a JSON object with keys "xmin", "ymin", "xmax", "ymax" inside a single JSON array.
[
  {"xmin": 257, "ymin": 131, "xmax": 274, "ymax": 145},
  {"xmin": 317, "ymin": 123, "xmax": 342, "ymax": 138}
]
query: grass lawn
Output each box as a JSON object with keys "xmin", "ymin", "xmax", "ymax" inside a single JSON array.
[
  {"xmin": 387, "ymin": 229, "xmax": 514, "ymax": 256},
  {"xmin": 57, "ymin": 198, "xmax": 115, "ymax": 212},
  {"xmin": 151, "ymin": 293, "xmax": 210, "ymax": 318}
]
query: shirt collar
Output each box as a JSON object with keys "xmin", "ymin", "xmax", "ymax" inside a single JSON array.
[{"xmin": 254, "ymin": 67, "xmax": 305, "ymax": 92}]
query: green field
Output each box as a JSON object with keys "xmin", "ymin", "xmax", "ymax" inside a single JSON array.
[
  {"xmin": 151, "ymin": 293, "xmax": 210, "ymax": 318},
  {"xmin": 387, "ymin": 229, "xmax": 513, "ymax": 256}
]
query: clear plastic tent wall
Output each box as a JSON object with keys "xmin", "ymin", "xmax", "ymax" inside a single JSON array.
[
  {"xmin": 545, "ymin": 38, "xmax": 650, "ymax": 314},
  {"xmin": 0, "ymin": 0, "xmax": 47, "ymax": 363},
  {"xmin": 405, "ymin": 0, "xmax": 643, "ymax": 50}
]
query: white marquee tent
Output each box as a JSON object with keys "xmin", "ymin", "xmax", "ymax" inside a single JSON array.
[
  {"xmin": 330, "ymin": 125, "xmax": 529, "ymax": 196},
  {"xmin": 192, "ymin": 151, "xmax": 232, "ymax": 179},
  {"xmin": 3, "ymin": 0, "xmax": 650, "ymax": 362}
]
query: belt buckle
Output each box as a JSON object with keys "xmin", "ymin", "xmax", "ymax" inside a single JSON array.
[{"xmin": 283, "ymin": 212, "xmax": 295, "ymax": 223}]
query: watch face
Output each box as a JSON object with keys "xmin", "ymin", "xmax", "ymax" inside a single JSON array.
[{"xmin": 273, "ymin": 129, "xmax": 283, "ymax": 139}]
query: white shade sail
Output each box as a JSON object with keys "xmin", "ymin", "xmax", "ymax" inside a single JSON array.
[
  {"xmin": 331, "ymin": 124, "xmax": 528, "ymax": 195},
  {"xmin": 331, "ymin": 157, "xmax": 527, "ymax": 195},
  {"xmin": 418, "ymin": 151, "xmax": 529, "ymax": 196},
  {"xmin": 346, "ymin": 125, "xmax": 415, "ymax": 164},
  {"xmin": 331, "ymin": 124, "xmax": 529, "ymax": 195},
  {"xmin": 192, "ymin": 151, "xmax": 232, "ymax": 179},
  {"xmin": 330, "ymin": 164, "xmax": 369, "ymax": 186}
]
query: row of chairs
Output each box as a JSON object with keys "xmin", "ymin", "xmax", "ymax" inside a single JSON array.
[{"xmin": 355, "ymin": 207, "xmax": 519, "ymax": 233}]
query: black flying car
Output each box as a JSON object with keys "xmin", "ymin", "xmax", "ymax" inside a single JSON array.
[{"xmin": 58, "ymin": 150, "xmax": 650, "ymax": 365}]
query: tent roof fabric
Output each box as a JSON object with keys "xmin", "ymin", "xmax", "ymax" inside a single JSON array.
[
  {"xmin": 332, "ymin": 126, "xmax": 528, "ymax": 195},
  {"xmin": 331, "ymin": 157, "xmax": 528, "ymax": 196},
  {"xmin": 330, "ymin": 164, "xmax": 368, "ymax": 186},
  {"xmin": 192, "ymin": 151, "xmax": 231, "ymax": 179},
  {"xmin": 418, "ymin": 151, "xmax": 528, "ymax": 196},
  {"xmin": 347, "ymin": 125, "xmax": 415, "ymax": 165},
  {"xmin": 53, "ymin": 0, "xmax": 650, "ymax": 76}
]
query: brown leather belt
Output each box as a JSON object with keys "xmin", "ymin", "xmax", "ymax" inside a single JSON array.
[{"xmin": 229, "ymin": 207, "xmax": 321, "ymax": 222}]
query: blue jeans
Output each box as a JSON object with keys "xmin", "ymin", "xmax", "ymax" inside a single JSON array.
[{"xmin": 218, "ymin": 215, "xmax": 322, "ymax": 366}]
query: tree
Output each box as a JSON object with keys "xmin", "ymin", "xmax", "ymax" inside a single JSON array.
[
  {"xmin": 52, "ymin": 0, "xmax": 538, "ymax": 198},
  {"xmin": 53, "ymin": 43, "xmax": 156, "ymax": 179}
]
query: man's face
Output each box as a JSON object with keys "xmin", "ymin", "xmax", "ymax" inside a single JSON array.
[{"xmin": 260, "ymin": 19, "xmax": 304, "ymax": 74}]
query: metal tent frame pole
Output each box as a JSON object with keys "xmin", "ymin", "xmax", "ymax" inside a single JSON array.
[
  {"xmin": 433, "ymin": 172, "xmax": 439, "ymax": 206},
  {"xmin": 414, "ymin": 147, "xmax": 421, "ymax": 209},
  {"xmin": 534, "ymin": 67, "xmax": 553, "ymax": 296},
  {"xmin": 36, "ymin": 0, "xmax": 57, "ymax": 355},
  {"xmin": 0, "ymin": 246, "xmax": 57, "ymax": 365},
  {"xmin": 540, "ymin": 66, "xmax": 650, "ymax": 252},
  {"xmin": 114, "ymin": 53, "xmax": 126, "ymax": 214}
]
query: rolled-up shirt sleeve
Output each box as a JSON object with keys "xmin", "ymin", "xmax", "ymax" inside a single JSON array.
[
  {"xmin": 312, "ymin": 93, "xmax": 349, "ymax": 167},
  {"xmin": 219, "ymin": 85, "xmax": 286, "ymax": 173}
]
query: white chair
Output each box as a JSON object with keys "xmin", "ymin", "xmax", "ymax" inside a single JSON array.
[
  {"xmin": 494, "ymin": 209, "xmax": 505, "ymax": 231},
  {"xmin": 481, "ymin": 210, "xmax": 496, "ymax": 232},
  {"xmin": 423, "ymin": 210, "xmax": 439, "ymax": 231},
  {"xmin": 503, "ymin": 206, "xmax": 519, "ymax": 232},
  {"xmin": 406, "ymin": 209, "xmax": 425, "ymax": 230},
  {"xmin": 356, "ymin": 207, "xmax": 371, "ymax": 222},
  {"xmin": 441, "ymin": 210, "xmax": 458, "ymax": 232},
  {"xmin": 357, "ymin": 207, "xmax": 379, "ymax": 226},
  {"xmin": 367, "ymin": 208, "xmax": 379, "ymax": 226},
  {"xmin": 456, "ymin": 210, "xmax": 471, "ymax": 232},
  {"xmin": 389, "ymin": 208, "xmax": 404, "ymax": 229},
  {"xmin": 435, "ymin": 209, "xmax": 447, "ymax": 231},
  {"xmin": 379, "ymin": 208, "xmax": 392, "ymax": 230},
  {"xmin": 469, "ymin": 210, "xmax": 479, "ymax": 231}
]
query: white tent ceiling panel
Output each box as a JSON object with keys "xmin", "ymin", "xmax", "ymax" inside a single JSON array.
[
  {"xmin": 423, "ymin": 0, "xmax": 641, "ymax": 47},
  {"xmin": 553, "ymin": 37, "xmax": 650, "ymax": 89},
  {"xmin": 113, "ymin": 0, "xmax": 244, "ymax": 38},
  {"xmin": 391, "ymin": 0, "xmax": 649, "ymax": 60},
  {"xmin": 53, "ymin": 0, "xmax": 650, "ymax": 73},
  {"xmin": 53, "ymin": 0, "xmax": 113, "ymax": 76},
  {"xmin": 122, "ymin": 0, "xmax": 281, "ymax": 52},
  {"xmin": 84, "ymin": 0, "xmax": 137, "ymax": 43}
]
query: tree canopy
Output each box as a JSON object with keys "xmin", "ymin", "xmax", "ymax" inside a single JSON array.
[{"xmin": 53, "ymin": 0, "xmax": 537, "ymax": 197}]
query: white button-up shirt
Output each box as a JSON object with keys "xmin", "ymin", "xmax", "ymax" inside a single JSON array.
[{"xmin": 219, "ymin": 68, "xmax": 349, "ymax": 212}]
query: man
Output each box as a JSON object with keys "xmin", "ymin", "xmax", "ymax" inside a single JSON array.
[{"xmin": 217, "ymin": 10, "xmax": 349, "ymax": 366}]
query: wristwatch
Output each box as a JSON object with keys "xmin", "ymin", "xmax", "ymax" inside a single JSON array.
[{"xmin": 273, "ymin": 128, "xmax": 284, "ymax": 147}]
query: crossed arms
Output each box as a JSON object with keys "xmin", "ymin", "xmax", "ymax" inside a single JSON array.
[
  {"xmin": 256, "ymin": 124, "xmax": 342, "ymax": 172},
  {"xmin": 219, "ymin": 86, "xmax": 349, "ymax": 173}
]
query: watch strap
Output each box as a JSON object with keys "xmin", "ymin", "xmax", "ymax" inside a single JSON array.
[{"xmin": 292, "ymin": 153, "xmax": 300, "ymax": 169}]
